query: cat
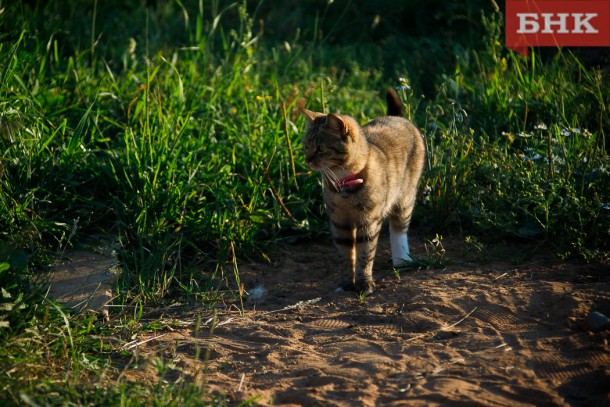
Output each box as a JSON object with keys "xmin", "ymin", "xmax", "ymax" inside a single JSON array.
[{"xmin": 301, "ymin": 88, "xmax": 426, "ymax": 294}]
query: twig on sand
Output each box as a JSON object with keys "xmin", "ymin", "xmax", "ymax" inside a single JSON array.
[
  {"xmin": 494, "ymin": 272, "xmax": 509, "ymax": 280},
  {"xmin": 406, "ymin": 307, "xmax": 478, "ymax": 342},
  {"xmin": 261, "ymin": 297, "xmax": 322, "ymax": 316},
  {"xmin": 201, "ymin": 316, "xmax": 235, "ymax": 328},
  {"xmin": 237, "ymin": 373, "xmax": 245, "ymax": 392},
  {"xmin": 122, "ymin": 334, "xmax": 167, "ymax": 351},
  {"xmin": 443, "ymin": 306, "xmax": 478, "ymax": 330}
]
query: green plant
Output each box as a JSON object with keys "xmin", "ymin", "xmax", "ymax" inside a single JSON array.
[{"xmin": 424, "ymin": 234, "xmax": 448, "ymax": 269}]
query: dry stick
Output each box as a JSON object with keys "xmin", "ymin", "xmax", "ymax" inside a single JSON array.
[
  {"xmin": 237, "ymin": 373, "xmax": 246, "ymax": 392},
  {"xmin": 202, "ymin": 316, "xmax": 235, "ymax": 328},
  {"xmin": 494, "ymin": 272, "xmax": 509, "ymax": 281},
  {"xmin": 261, "ymin": 297, "xmax": 322, "ymax": 316},
  {"xmin": 320, "ymin": 79, "xmax": 326, "ymax": 113},
  {"xmin": 281, "ymin": 102, "xmax": 298, "ymax": 189},
  {"xmin": 230, "ymin": 242, "xmax": 245, "ymax": 316},
  {"xmin": 123, "ymin": 334, "xmax": 166, "ymax": 351},
  {"xmin": 443, "ymin": 306, "xmax": 478, "ymax": 330},
  {"xmin": 266, "ymin": 173, "xmax": 297, "ymax": 222},
  {"xmin": 492, "ymin": 259, "xmax": 547, "ymax": 281},
  {"xmin": 406, "ymin": 307, "xmax": 478, "ymax": 342}
]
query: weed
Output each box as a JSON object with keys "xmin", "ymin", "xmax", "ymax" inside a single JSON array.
[
  {"xmin": 463, "ymin": 235, "xmax": 488, "ymax": 263},
  {"xmin": 424, "ymin": 234, "xmax": 448, "ymax": 269}
]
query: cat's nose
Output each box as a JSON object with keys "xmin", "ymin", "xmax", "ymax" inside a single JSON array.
[{"xmin": 306, "ymin": 157, "xmax": 319, "ymax": 169}]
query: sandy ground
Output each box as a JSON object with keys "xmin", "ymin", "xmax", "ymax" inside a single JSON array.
[
  {"xmin": 46, "ymin": 250, "xmax": 116, "ymax": 315},
  {"xmin": 49, "ymin": 236, "xmax": 610, "ymax": 406}
]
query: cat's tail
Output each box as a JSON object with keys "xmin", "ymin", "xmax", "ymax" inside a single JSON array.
[{"xmin": 385, "ymin": 87, "xmax": 404, "ymax": 117}]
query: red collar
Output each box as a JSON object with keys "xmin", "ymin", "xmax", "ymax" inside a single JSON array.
[
  {"xmin": 335, "ymin": 173, "xmax": 364, "ymax": 197},
  {"xmin": 337, "ymin": 173, "xmax": 364, "ymax": 188}
]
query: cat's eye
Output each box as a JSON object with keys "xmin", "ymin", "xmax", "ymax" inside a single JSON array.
[{"xmin": 317, "ymin": 146, "xmax": 327, "ymax": 153}]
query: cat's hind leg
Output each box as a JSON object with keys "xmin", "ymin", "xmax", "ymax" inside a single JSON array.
[
  {"xmin": 390, "ymin": 227, "xmax": 412, "ymax": 267},
  {"xmin": 389, "ymin": 200, "xmax": 416, "ymax": 267}
]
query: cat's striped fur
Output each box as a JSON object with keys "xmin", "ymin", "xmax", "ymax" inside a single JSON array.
[{"xmin": 302, "ymin": 88, "xmax": 425, "ymax": 294}]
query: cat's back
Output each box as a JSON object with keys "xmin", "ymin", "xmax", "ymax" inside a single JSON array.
[{"xmin": 363, "ymin": 115, "xmax": 422, "ymax": 151}]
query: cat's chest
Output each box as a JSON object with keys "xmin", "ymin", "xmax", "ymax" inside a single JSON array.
[
  {"xmin": 322, "ymin": 173, "xmax": 390, "ymax": 218},
  {"xmin": 323, "ymin": 179, "xmax": 364, "ymax": 201},
  {"xmin": 323, "ymin": 183, "xmax": 369, "ymax": 215}
]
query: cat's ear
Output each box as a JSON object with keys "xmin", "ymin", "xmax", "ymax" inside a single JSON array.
[
  {"xmin": 326, "ymin": 114, "xmax": 348, "ymax": 138},
  {"xmin": 301, "ymin": 109, "xmax": 324, "ymax": 124}
]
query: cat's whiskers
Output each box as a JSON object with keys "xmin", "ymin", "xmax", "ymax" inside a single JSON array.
[
  {"xmin": 321, "ymin": 163, "xmax": 354, "ymax": 192},
  {"xmin": 321, "ymin": 164, "xmax": 340, "ymax": 190}
]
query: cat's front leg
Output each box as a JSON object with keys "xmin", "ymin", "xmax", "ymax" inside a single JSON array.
[
  {"xmin": 354, "ymin": 219, "xmax": 383, "ymax": 295},
  {"xmin": 330, "ymin": 220, "xmax": 358, "ymax": 291}
]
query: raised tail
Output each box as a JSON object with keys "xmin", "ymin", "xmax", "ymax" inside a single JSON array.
[{"xmin": 385, "ymin": 87, "xmax": 404, "ymax": 117}]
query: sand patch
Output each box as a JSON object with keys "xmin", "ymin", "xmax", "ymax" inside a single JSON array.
[{"xmin": 120, "ymin": 236, "xmax": 610, "ymax": 405}]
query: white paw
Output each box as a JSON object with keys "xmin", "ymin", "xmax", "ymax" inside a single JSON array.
[
  {"xmin": 392, "ymin": 256, "xmax": 414, "ymax": 268},
  {"xmin": 390, "ymin": 231, "xmax": 412, "ymax": 267}
]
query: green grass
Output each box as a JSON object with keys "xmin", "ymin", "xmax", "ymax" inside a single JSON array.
[{"xmin": 1, "ymin": 0, "xmax": 609, "ymax": 404}]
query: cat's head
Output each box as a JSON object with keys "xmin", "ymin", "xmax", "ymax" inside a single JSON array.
[{"xmin": 301, "ymin": 109, "xmax": 356, "ymax": 172}]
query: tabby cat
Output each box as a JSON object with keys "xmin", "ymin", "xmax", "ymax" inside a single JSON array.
[{"xmin": 302, "ymin": 88, "xmax": 425, "ymax": 294}]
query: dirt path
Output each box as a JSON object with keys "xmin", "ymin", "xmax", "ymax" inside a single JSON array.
[
  {"xmin": 117, "ymin": 236, "xmax": 609, "ymax": 406},
  {"xmin": 50, "ymin": 236, "xmax": 610, "ymax": 406}
]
